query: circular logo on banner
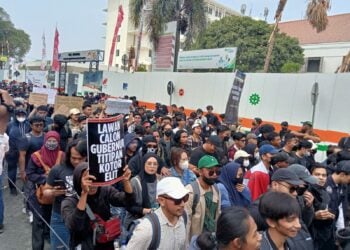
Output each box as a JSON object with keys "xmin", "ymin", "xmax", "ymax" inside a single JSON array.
[
  {"xmin": 179, "ymin": 89, "xmax": 184, "ymax": 96},
  {"xmin": 249, "ymin": 93, "xmax": 261, "ymax": 105}
]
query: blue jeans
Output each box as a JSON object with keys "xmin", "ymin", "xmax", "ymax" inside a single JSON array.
[
  {"xmin": 0, "ymin": 173, "xmax": 4, "ymax": 225},
  {"xmin": 50, "ymin": 211, "xmax": 70, "ymax": 250}
]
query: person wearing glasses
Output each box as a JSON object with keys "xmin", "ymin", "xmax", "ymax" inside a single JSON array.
[
  {"xmin": 249, "ymin": 168, "xmax": 314, "ymax": 250},
  {"xmin": 185, "ymin": 155, "xmax": 221, "ymax": 243},
  {"xmin": 18, "ymin": 115, "xmax": 46, "ymax": 182},
  {"xmin": 126, "ymin": 177, "xmax": 189, "ymax": 250},
  {"xmin": 288, "ymin": 164, "xmax": 318, "ymax": 228},
  {"xmin": 128, "ymin": 135, "xmax": 169, "ymax": 177}
]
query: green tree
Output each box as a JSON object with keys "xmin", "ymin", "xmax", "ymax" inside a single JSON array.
[
  {"xmin": 0, "ymin": 7, "xmax": 31, "ymax": 61},
  {"xmin": 192, "ymin": 15, "xmax": 304, "ymax": 73}
]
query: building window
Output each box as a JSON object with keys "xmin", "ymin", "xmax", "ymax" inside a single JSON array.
[
  {"xmin": 306, "ymin": 57, "xmax": 322, "ymax": 72},
  {"xmin": 117, "ymin": 35, "xmax": 120, "ymax": 42},
  {"xmin": 116, "ymin": 49, "xmax": 120, "ymax": 57},
  {"xmin": 208, "ymin": 7, "xmax": 212, "ymax": 14},
  {"xmin": 149, "ymin": 49, "xmax": 152, "ymax": 57},
  {"xmin": 215, "ymin": 10, "xmax": 218, "ymax": 17}
]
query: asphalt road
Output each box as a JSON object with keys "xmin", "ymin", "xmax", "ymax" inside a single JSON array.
[{"xmin": 0, "ymin": 176, "xmax": 50, "ymax": 250}]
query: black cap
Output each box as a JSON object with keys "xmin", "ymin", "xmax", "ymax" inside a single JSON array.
[
  {"xmin": 337, "ymin": 160, "xmax": 350, "ymax": 174},
  {"xmin": 207, "ymin": 135, "xmax": 222, "ymax": 147},
  {"xmin": 271, "ymin": 168, "xmax": 304, "ymax": 186}
]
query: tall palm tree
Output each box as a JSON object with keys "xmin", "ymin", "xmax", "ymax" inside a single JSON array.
[
  {"xmin": 130, "ymin": 0, "xmax": 206, "ymax": 71},
  {"xmin": 263, "ymin": 0, "xmax": 287, "ymax": 73},
  {"xmin": 264, "ymin": 0, "xmax": 330, "ymax": 72}
]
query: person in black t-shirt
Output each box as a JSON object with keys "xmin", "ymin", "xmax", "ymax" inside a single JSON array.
[
  {"xmin": 42, "ymin": 139, "xmax": 87, "ymax": 250},
  {"xmin": 189, "ymin": 135, "xmax": 222, "ymax": 176}
]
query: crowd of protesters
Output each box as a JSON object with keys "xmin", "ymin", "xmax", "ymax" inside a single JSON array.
[{"xmin": 1, "ymin": 81, "xmax": 350, "ymax": 250}]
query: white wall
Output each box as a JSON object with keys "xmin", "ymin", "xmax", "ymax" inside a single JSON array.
[
  {"xmin": 303, "ymin": 42, "xmax": 350, "ymax": 73},
  {"xmin": 102, "ymin": 71, "xmax": 350, "ymax": 134}
]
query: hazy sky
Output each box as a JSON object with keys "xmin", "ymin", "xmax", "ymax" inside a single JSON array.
[{"xmin": 1, "ymin": 0, "xmax": 349, "ymax": 62}]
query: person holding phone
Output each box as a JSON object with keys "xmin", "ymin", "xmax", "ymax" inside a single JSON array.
[
  {"xmin": 217, "ymin": 162, "xmax": 251, "ymax": 209},
  {"xmin": 43, "ymin": 139, "xmax": 87, "ymax": 250}
]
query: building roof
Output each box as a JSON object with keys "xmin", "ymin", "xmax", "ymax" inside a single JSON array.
[{"xmin": 278, "ymin": 13, "xmax": 350, "ymax": 45}]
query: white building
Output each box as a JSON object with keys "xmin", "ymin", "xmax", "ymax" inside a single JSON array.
[
  {"xmin": 279, "ymin": 14, "xmax": 350, "ymax": 73},
  {"xmin": 103, "ymin": 0, "xmax": 239, "ymax": 71}
]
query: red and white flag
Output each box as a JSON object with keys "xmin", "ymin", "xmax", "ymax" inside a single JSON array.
[
  {"xmin": 40, "ymin": 32, "xmax": 46, "ymax": 70},
  {"xmin": 51, "ymin": 28, "xmax": 60, "ymax": 72},
  {"xmin": 108, "ymin": 5, "xmax": 124, "ymax": 68}
]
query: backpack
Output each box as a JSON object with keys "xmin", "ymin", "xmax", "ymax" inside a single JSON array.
[
  {"xmin": 127, "ymin": 211, "xmax": 187, "ymax": 250},
  {"xmin": 190, "ymin": 180, "xmax": 219, "ymax": 216}
]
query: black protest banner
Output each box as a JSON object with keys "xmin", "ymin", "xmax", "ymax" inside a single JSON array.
[
  {"xmin": 224, "ymin": 71, "xmax": 246, "ymax": 125},
  {"xmin": 87, "ymin": 115, "xmax": 125, "ymax": 186}
]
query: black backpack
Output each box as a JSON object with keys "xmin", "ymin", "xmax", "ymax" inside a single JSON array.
[{"xmin": 126, "ymin": 211, "xmax": 187, "ymax": 250}]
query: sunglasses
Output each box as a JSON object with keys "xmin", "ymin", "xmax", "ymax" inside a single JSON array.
[
  {"xmin": 147, "ymin": 145, "xmax": 158, "ymax": 149},
  {"xmin": 208, "ymin": 169, "xmax": 221, "ymax": 177},
  {"xmin": 279, "ymin": 182, "xmax": 307, "ymax": 195},
  {"xmin": 162, "ymin": 194, "xmax": 189, "ymax": 205}
]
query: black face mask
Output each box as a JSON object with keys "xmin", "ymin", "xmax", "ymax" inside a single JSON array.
[
  {"xmin": 164, "ymin": 130, "xmax": 172, "ymax": 137},
  {"xmin": 235, "ymin": 177, "xmax": 244, "ymax": 184},
  {"xmin": 202, "ymin": 176, "xmax": 217, "ymax": 186},
  {"xmin": 223, "ymin": 136, "xmax": 230, "ymax": 142}
]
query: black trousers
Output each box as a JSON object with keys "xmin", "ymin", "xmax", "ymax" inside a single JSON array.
[{"xmin": 32, "ymin": 204, "xmax": 51, "ymax": 250}]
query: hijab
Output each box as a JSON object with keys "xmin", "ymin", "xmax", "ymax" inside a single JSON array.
[
  {"xmin": 139, "ymin": 153, "xmax": 158, "ymax": 208},
  {"xmin": 218, "ymin": 162, "xmax": 251, "ymax": 207},
  {"xmin": 31, "ymin": 131, "xmax": 62, "ymax": 168}
]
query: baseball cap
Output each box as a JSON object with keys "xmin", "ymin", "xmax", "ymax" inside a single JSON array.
[
  {"xmin": 301, "ymin": 121, "xmax": 313, "ymax": 127},
  {"xmin": 288, "ymin": 164, "xmax": 319, "ymax": 185},
  {"xmin": 271, "ymin": 168, "xmax": 304, "ymax": 186},
  {"xmin": 207, "ymin": 135, "xmax": 222, "ymax": 147},
  {"xmin": 192, "ymin": 119, "xmax": 202, "ymax": 129},
  {"xmin": 281, "ymin": 121, "xmax": 288, "ymax": 126},
  {"xmin": 69, "ymin": 108, "xmax": 81, "ymax": 115},
  {"xmin": 234, "ymin": 150, "xmax": 250, "ymax": 160},
  {"xmin": 337, "ymin": 160, "xmax": 350, "ymax": 174},
  {"xmin": 259, "ymin": 144, "xmax": 278, "ymax": 155},
  {"xmin": 198, "ymin": 155, "xmax": 220, "ymax": 169},
  {"xmin": 156, "ymin": 177, "xmax": 189, "ymax": 199}
]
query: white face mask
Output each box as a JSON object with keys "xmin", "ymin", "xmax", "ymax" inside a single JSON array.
[
  {"xmin": 180, "ymin": 160, "xmax": 189, "ymax": 170},
  {"xmin": 17, "ymin": 117, "xmax": 26, "ymax": 123},
  {"xmin": 147, "ymin": 148, "xmax": 157, "ymax": 154},
  {"xmin": 243, "ymin": 159, "xmax": 250, "ymax": 167}
]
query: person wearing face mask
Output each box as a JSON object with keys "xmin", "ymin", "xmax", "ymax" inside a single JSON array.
[
  {"xmin": 185, "ymin": 155, "xmax": 221, "ymax": 243},
  {"xmin": 233, "ymin": 150, "xmax": 252, "ymax": 172},
  {"xmin": 6, "ymin": 108, "xmax": 31, "ymax": 195},
  {"xmin": 26, "ymin": 131, "xmax": 65, "ymax": 250},
  {"xmin": 128, "ymin": 135, "xmax": 168, "ymax": 177},
  {"xmin": 245, "ymin": 144, "xmax": 278, "ymax": 201},
  {"xmin": 169, "ymin": 148, "xmax": 196, "ymax": 186},
  {"xmin": 217, "ymin": 162, "xmax": 251, "ymax": 210},
  {"xmin": 46, "ymin": 114, "xmax": 72, "ymax": 152}
]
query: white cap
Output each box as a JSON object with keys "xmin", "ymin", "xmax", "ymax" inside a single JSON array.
[
  {"xmin": 156, "ymin": 177, "xmax": 189, "ymax": 199},
  {"xmin": 234, "ymin": 150, "xmax": 250, "ymax": 160},
  {"xmin": 69, "ymin": 108, "xmax": 81, "ymax": 115},
  {"xmin": 192, "ymin": 119, "xmax": 202, "ymax": 129}
]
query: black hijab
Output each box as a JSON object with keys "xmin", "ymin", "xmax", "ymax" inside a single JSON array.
[{"xmin": 139, "ymin": 153, "xmax": 158, "ymax": 208}]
